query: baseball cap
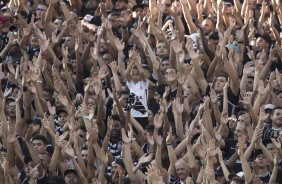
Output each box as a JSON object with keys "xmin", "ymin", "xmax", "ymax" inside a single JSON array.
[
  {"xmin": 265, "ymin": 104, "xmax": 275, "ymax": 110},
  {"xmin": 255, "ymin": 33, "xmax": 272, "ymax": 44},
  {"xmin": 64, "ymin": 168, "xmax": 78, "ymax": 177}
]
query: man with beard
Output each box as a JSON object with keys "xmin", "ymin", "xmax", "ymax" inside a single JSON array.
[{"xmin": 64, "ymin": 168, "xmax": 79, "ymax": 184}]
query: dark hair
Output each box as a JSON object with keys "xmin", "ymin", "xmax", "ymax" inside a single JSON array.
[
  {"xmin": 79, "ymin": 125, "xmax": 87, "ymax": 132},
  {"xmin": 81, "ymin": 145, "xmax": 88, "ymax": 151},
  {"xmin": 216, "ymin": 72, "xmax": 229, "ymax": 81},
  {"xmin": 208, "ymin": 31, "xmax": 219, "ymax": 41},
  {"xmin": 111, "ymin": 114, "xmax": 120, "ymax": 121},
  {"xmin": 32, "ymin": 134, "xmax": 48, "ymax": 145},
  {"xmin": 155, "ymin": 84, "xmax": 166, "ymax": 97}
]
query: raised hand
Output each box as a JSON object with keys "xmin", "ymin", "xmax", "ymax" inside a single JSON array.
[
  {"xmin": 62, "ymin": 145, "xmax": 75, "ymax": 158},
  {"xmin": 98, "ymin": 65, "xmax": 109, "ymax": 79},
  {"xmin": 138, "ymin": 153, "xmax": 153, "ymax": 165},
  {"xmin": 109, "ymin": 61, "xmax": 118, "ymax": 73},
  {"xmin": 171, "ymin": 40, "xmax": 182, "ymax": 54},
  {"xmin": 29, "ymin": 164, "xmax": 40, "ymax": 179},
  {"xmin": 121, "ymin": 127, "xmax": 132, "ymax": 144},
  {"xmin": 113, "ymin": 38, "xmax": 125, "ymax": 51},
  {"xmin": 146, "ymin": 164, "xmax": 163, "ymax": 183},
  {"xmin": 239, "ymin": 90, "xmax": 251, "ymax": 109}
]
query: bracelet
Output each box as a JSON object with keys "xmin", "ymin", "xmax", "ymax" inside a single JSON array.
[
  {"xmin": 37, "ymin": 80, "xmax": 42, "ymax": 83},
  {"xmin": 166, "ymin": 143, "xmax": 172, "ymax": 145}
]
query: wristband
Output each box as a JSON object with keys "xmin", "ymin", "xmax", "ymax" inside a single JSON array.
[
  {"xmin": 37, "ymin": 80, "xmax": 42, "ymax": 83},
  {"xmin": 166, "ymin": 143, "xmax": 172, "ymax": 145}
]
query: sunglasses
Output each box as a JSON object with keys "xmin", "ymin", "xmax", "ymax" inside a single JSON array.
[
  {"xmin": 165, "ymin": 4, "xmax": 171, "ymax": 7},
  {"xmin": 36, "ymin": 8, "xmax": 46, "ymax": 12}
]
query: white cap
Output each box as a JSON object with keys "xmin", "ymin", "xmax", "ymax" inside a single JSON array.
[{"xmin": 265, "ymin": 104, "xmax": 275, "ymax": 110}]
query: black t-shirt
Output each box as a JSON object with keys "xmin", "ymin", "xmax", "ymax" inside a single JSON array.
[{"xmin": 206, "ymin": 85, "xmax": 240, "ymax": 116}]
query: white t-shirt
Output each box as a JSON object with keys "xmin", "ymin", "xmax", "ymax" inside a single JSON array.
[{"xmin": 126, "ymin": 80, "xmax": 149, "ymax": 117}]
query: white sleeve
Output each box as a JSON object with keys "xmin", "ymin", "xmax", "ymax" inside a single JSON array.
[{"xmin": 142, "ymin": 80, "xmax": 149, "ymax": 89}]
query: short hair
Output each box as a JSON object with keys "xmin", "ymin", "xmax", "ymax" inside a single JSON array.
[
  {"xmin": 216, "ymin": 72, "xmax": 229, "ymax": 81},
  {"xmin": 161, "ymin": 56, "xmax": 170, "ymax": 62},
  {"xmin": 32, "ymin": 134, "xmax": 48, "ymax": 145},
  {"xmin": 111, "ymin": 114, "xmax": 120, "ymax": 121},
  {"xmin": 81, "ymin": 145, "xmax": 88, "ymax": 151},
  {"xmin": 208, "ymin": 31, "xmax": 219, "ymax": 41},
  {"xmin": 155, "ymin": 84, "xmax": 166, "ymax": 97}
]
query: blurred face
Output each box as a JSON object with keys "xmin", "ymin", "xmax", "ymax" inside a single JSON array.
[
  {"xmin": 131, "ymin": 68, "xmax": 141, "ymax": 82},
  {"xmin": 102, "ymin": 53, "xmax": 113, "ymax": 65},
  {"xmin": 65, "ymin": 36, "xmax": 75, "ymax": 50},
  {"xmin": 246, "ymin": 77, "xmax": 254, "ymax": 92},
  {"xmin": 148, "ymin": 110, "xmax": 154, "ymax": 123},
  {"xmin": 165, "ymin": 68, "xmax": 177, "ymax": 82},
  {"xmin": 39, "ymin": 153, "xmax": 51, "ymax": 169},
  {"xmin": 54, "ymin": 19, "xmax": 63, "ymax": 30},
  {"xmin": 202, "ymin": 19, "xmax": 214, "ymax": 36},
  {"xmin": 43, "ymin": 90, "xmax": 53, "ymax": 102},
  {"xmin": 256, "ymin": 37, "xmax": 268, "ymax": 51},
  {"xmin": 175, "ymin": 159, "xmax": 189, "ymax": 181},
  {"xmin": 214, "ymin": 76, "xmax": 227, "ymax": 94},
  {"xmin": 277, "ymin": 93, "xmax": 282, "ymax": 106},
  {"xmin": 156, "ymin": 43, "xmax": 168, "ymax": 57},
  {"xmin": 32, "ymin": 140, "xmax": 46, "ymax": 154},
  {"xmin": 65, "ymin": 173, "xmax": 78, "ymax": 184},
  {"xmin": 115, "ymin": 0, "xmax": 127, "ymax": 10},
  {"xmin": 36, "ymin": 4, "xmax": 47, "ymax": 18},
  {"xmin": 234, "ymin": 124, "xmax": 245, "ymax": 140},
  {"xmin": 7, "ymin": 101, "xmax": 16, "ymax": 117},
  {"xmin": 24, "ymin": 161, "xmax": 33, "ymax": 176},
  {"xmin": 266, "ymin": 143, "xmax": 277, "ymax": 156},
  {"xmin": 223, "ymin": 2, "xmax": 233, "ymax": 15},
  {"xmin": 58, "ymin": 112, "xmax": 68, "ymax": 127},
  {"xmin": 154, "ymin": 92, "xmax": 161, "ymax": 102},
  {"xmin": 255, "ymin": 154, "xmax": 268, "ymax": 168},
  {"xmin": 161, "ymin": 60, "xmax": 171, "ymax": 73},
  {"xmin": 81, "ymin": 149, "xmax": 88, "ymax": 160},
  {"xmin": 163, "ymin": 0, "xmax": 172, "ymax": 15},
  {"xmin": 108, "ymin": 14, "xmax": 118, "ymax": 27},
  {"xmin": 208, "ymin": 39, "xmax": 219, "ymax": 53},
  {"xmin": 87, "ymin": 97, "xmax": 96, "ymax": 111},
  {"xmin": 228, "ymin": 115, "xmax": 237, "ymax": 130},
  {"xmin": 30, "ymin": 34, "xmax": 39, "ymax": 48},
  {"xmin": 111, "ymin": 163, "xmax": 124, "ymax": 181},
  {"xmin": 272, "ymin": 109, "xmax": 282, "ymax": 128},
  {"xmin": 111, "ymin": 120, "xmax": 121, "ymax": 138},
  {"xmin": 99, "ymin": 39, "xmax": 108, "ymax": 53},
  {"xmin": 31, "ymin": 123, "xmax": 41, "ymax": 134},
  {"xmin": 11, "ymin": 87, "xmax": 20, "ymax": 98}
]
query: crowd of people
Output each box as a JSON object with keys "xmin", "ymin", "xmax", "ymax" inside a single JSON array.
[{"xmin": 0, "ymin": 0, "xmax": 281, "ymax": 183}]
